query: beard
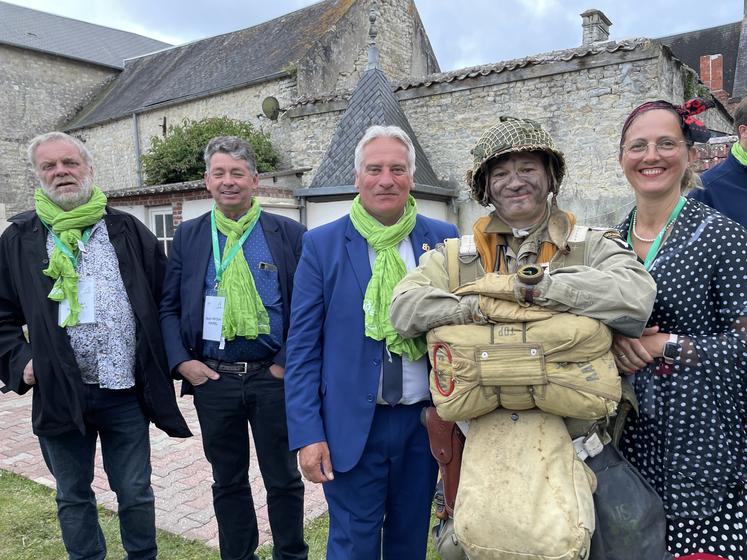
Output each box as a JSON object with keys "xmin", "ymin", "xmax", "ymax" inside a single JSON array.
[{"xmin": 40, "ymin": 173, "xmax": 94, "ymax": 211}]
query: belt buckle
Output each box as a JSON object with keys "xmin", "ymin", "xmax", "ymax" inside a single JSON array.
[{"xmin": 236, "ymin": 362, "xmax": 248, "ymax": 374}]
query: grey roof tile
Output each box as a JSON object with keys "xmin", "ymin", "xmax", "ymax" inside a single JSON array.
[
  {"xmin": 66, "ymin": 0, "xmax": 352, "ymax": 129},
  {"xmin": 0, "ymin": 0, "xmax": 170, "ymax": 69},
  {"xmin": 310, "ymin": 67, "xmax": 441, "ymax": 190},
  {"xmin": 657, "ymin": 21, "xmax": 742, "ymax": 96}
]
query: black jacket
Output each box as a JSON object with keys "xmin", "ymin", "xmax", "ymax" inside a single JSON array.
[{"xmin": 0, "ymin": 207, "xmax": 191, "ymax": 438}]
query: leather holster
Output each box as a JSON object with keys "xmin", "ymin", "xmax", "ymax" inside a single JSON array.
[{"xmin": 424, "ymin": 406, "xmax": 465, "ymax": 519}]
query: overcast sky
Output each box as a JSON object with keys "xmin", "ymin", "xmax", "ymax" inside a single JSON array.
[{"xmin": 7, "ymin": 0, "xmax": 744, "ymax": 71}]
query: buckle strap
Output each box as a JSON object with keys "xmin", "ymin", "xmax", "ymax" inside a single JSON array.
[{"xmin": 202, "ymin": 359, "xmax": 269, "ymax": 374}]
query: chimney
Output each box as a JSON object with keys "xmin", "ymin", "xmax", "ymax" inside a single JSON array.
[
  {"xmin": 700, "ymin": 54, "xmax": 724, "ymax": 92},
  {"xmin": 580, "ymin": 9, "xmax": 612, "ymax": 45}
]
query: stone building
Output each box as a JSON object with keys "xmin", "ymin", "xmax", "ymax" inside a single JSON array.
[
  {"xmin": 2, "ymin": 0, "xmax": 737, "ymax": 235},
  {"xmin": 0, "ymin": 0, "xmax": 169, "ymax": 216}
]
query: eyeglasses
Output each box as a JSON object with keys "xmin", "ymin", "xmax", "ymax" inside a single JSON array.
[{"xmin": 621, "ymin": 139, "xmax": 687, "ymax": 156}]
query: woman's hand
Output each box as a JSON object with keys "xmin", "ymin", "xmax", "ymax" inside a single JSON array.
[{"xmin": 613, "ymin": 326, "xmax": 660, "ymax": 374}]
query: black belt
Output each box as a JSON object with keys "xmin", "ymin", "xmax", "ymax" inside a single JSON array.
[{"xmin": 202, "ymin": 359, "xmax": 270, "ymax": 375}]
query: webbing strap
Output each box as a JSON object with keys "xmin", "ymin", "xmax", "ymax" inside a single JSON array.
[{"xmin": 445, "ymin": 238, "xmax": 460, "ymax": 292}]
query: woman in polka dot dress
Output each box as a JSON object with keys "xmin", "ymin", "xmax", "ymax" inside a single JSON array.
[{"xmin": 612, "ymin": 99, "xmax": 746, "ymax": 560}]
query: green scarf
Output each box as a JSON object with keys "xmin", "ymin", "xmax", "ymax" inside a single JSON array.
[
  {"xmin": 349, "ymin": 194, "xmax": 426, "ymax": 361},
  {"xmin": 34, "ymin": 186, "xmax": 107, "ymax": 326},
  {"xmin": 213, "ymin": 200, "xmax": 270, "ymax": 341},
  {"xmin": 731, "ymin": 141, "xmax": 747, "ymax": 166}
]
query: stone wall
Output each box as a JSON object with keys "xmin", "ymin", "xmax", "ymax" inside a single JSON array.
[
  {"xmin": 70, "ymin": 42, "xmax": 734, "ymax": 233},
  {"xmin": 74, "ymin": 76, "xmax": 298, "ymax": 191},
  {"xmin": 297, "ymin": 0, "xmax": 438, "ymax": 94},
  {"xmin": 0, "ymin": 45, "xmax": 116, "ymax": 215}
]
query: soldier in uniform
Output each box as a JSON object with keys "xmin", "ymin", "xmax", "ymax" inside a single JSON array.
[{"xmin": 389, "ymin": 116, "xmax": 658, "ymax": 558}]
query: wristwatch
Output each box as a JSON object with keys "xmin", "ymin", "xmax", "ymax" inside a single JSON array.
[{"xmin": 662, "ymin": 333, "xmax": 681, "ymax": 365}]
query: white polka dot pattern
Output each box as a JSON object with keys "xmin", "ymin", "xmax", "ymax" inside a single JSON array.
[{"xmin": 616, "ymin": 199, "xmax": 747, "ymax": 558}]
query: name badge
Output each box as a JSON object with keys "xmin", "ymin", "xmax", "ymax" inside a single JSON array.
[
  {"xmin": 203, "ymin": 295, "xmax": 225, "ymax": 343},
  {"xmin": 59, "ymin": 278, "xmax": 96, "ymax": 326}
]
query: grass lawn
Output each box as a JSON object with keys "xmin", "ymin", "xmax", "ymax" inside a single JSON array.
[{"xmin": 0, "ymin": 469, "xmax": 441, "ymax": 559}]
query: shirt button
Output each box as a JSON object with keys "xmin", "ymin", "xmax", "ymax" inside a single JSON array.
[
  {"xmin": 42, "ymin": 258, "xmax": 49, "ymax": 264},
  {"xmin": 366, "ymin": 394, "xmax": 374, "ymax": 403}
]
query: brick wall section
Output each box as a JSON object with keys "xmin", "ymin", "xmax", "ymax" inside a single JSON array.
[
  {"xmin": 0, "ymin": 45, "xmax": 115, "ymax": 215},
  {"xmin": 693, "ymin": 137, "xmax": 736, "ymax": 172},
  {"xmin": 107, "ymin": 176, "xmax": 297, "ymax": 227}
]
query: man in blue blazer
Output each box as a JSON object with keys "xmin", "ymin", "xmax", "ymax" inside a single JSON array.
[
  {"xmin": 160, "ymin": 136, "xmax": 308, "ymax": 560},
  {"xmin": 284, "ymin": 125, "xmax": 458, "ymax": 559}
]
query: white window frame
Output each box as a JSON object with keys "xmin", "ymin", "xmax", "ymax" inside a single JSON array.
[{"xmin": 148, "ymin": 206, "xmax": 174, "ymax": 256}]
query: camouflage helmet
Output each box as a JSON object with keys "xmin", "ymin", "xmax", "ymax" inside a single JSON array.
[{"xmin": 466, "ymin": 116, "xmax": 567, "ymax": 206}]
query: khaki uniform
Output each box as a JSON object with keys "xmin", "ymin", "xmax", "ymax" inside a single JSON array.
[{"xmin": 391, "ymin": 206, "xmax": 656, "ymax": 340}]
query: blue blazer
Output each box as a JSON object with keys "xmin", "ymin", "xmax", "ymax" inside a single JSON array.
[
  {"xmin": 284, "ymin": 214, "xmax": 458, "ymax": 472},
  {"xmin": 159, "ymin": 210, "xmax": 305, "ymax": 390}
]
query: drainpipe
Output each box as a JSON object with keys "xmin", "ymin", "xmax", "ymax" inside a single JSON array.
[
  {"xmin": 298, "ymin": 196, "xmax": 307, "ymax": 227},
  {"xmin": 132, "ymin": 113, "xmax": 143, "ymax": 187}
]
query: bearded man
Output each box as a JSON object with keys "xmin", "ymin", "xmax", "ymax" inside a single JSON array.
[{"xmin": 0, "ymin": 131, "xmax": 190, "ymax": 560}]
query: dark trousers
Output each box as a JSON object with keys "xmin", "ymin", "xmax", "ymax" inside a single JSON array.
[
  {"xmin": 323, "ymin": 402, "xmax": 438, "ymax": 560},
  {"xmin": 38, "ymin": 385, "xmax": 156, "ymax": 560},
  {"xmin": 193, "ymin": 366, "xmax": 307, "ymax": 560}
]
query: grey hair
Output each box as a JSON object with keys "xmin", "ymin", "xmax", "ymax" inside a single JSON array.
[
  {"xmin": 27, "ymin": 132, "xmax": 93, "ymax": 168},
  {"xmin": 204, "ymin": 136, "xmax": 257, "ymax": 174},
  {"xmin": 353, "ymin": 125, "xmax": 416, "ymax": 177}
]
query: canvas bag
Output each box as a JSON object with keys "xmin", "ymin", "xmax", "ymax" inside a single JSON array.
[
  {"xmin": 427, "ymin": 316, "xmax": 621, "ymax": 422},
  {"xmin": 455, "ymin": 408, "xmax": 595, "ymax": 560}
]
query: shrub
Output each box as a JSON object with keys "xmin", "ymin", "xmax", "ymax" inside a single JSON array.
[{"xmin": 141, "ymin": 116, "xmax": 279, "ymax": 185}]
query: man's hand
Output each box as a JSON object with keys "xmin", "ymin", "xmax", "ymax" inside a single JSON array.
[
  {"xmin": 22, "ymin": 359, "xmax": 35, "ymax": 386},
  {"xmin": 613, "ymin": 326, "xmax": 660, "ymax": 374},
  {"xmin": 269, "ymin": 363, "xmax": 285, "ymax": 379},
  {"xmin": 177, "ymin": 360, "xmax": 220, "ymax": 386},
  {"xmin": 299, "ymin": 442, "xmax": 334, "ymax": 483}
]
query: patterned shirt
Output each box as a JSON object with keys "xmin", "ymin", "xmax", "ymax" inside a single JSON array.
[{"xmin": 46, "ymin": 219, "xmax": 137, "ymax": 388}]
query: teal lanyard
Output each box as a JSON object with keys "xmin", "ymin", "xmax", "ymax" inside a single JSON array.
[
  {"xmin": 210, "ymin": 205, "xmax": 260, "ymax": 288},
  {"xmin": 627, "ymin": 196, "xmax": 686, "ymax": 270},
  {"xmin": 40, "ymin": 219, "xmax": 94, "ymax": 269}
]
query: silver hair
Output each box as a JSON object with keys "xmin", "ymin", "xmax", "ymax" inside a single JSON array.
[
  {"xmin": 27, "ymin": 132, "xmax": 93, "ymax": 168},
  {"xmin": 204, "ymin": 136, "xmax": 258, "ymax": 174},
  {"xmin": 353, "ymin": 125, "xmax": 416, "ymax": 177}
]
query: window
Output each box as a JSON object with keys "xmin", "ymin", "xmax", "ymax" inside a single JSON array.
[{"xmin": 149, "ymin": 207, "xmax": 174, "ymax": 256}]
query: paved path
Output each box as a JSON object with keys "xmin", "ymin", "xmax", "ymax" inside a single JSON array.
[{"xmin": 0, "ymin": 390, "xmax": 327, "ymax": 549}]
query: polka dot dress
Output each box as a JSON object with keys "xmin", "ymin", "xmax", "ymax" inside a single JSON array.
[{"xmin": 616, "ymin": 199, "xmax": 747, "ymax": 559}]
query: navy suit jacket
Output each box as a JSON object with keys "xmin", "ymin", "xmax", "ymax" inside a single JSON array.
[
  {"xmin": 284, "ymin": 214, "xmax": 458, "ymax": 472},
  {"xmin": 159, "ymin": 210, "xmax": 305, "ymax": 391}
]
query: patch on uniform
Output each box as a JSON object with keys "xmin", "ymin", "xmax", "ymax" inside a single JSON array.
[{"xmin": 602, "ymin": 229, "xmax": 632, "ymax": 251}]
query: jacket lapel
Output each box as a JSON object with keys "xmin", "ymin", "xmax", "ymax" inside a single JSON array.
[
  {"xmin": 21, "ymin": 215, "xmax": 56, "ymax": 314},
  {"xmin": 345, "ymin": 217, "xmax": 372, "ymax": 298},
  {"xmin": 409, "ymin": 215, "xmax": 434, "ymax": 266}
]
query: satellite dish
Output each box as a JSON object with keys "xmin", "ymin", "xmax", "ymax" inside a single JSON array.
[{"xmin": 261, "ymin": 96, "xmax": 280, "ymax": 121}]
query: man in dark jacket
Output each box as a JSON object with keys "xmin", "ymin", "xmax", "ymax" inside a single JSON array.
[
  {"xmin": 690, "ymin": 96, "xmax": 747, "ymax": 228},
  {"xmin": 159, "ymin": 136, "xmax": 308, "ymax": 560},
  {"xmin": 0, "ymin": 131, "xmax": 191, "ymax": 560}
]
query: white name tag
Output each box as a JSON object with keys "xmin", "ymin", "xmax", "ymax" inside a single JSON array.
[
  {"xmin": 59, "ymin": 278, "xmax": 96, "ymax": 325},
  {"xmin": 202, "ymin": 295, "xmax": 225, "ymax": 342}
]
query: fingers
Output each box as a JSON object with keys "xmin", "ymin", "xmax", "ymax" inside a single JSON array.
[
  {"xmin": 612, "ymin": 334, "xmax": 654, "ymax": 374},
  {"xmin": 22, "ymin": 359, "xmax": 36, "ymax": 385},
  {"xmin": 177, "ymin": 360, "xmax": 220, "ymax": 385},
  {"xmin": 268, "ymin": 364, "xmax": 285, "ymax": 379},
  {"xmin": 299, "ymin": 442, "xmax": 334, "ymax": 484}
]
